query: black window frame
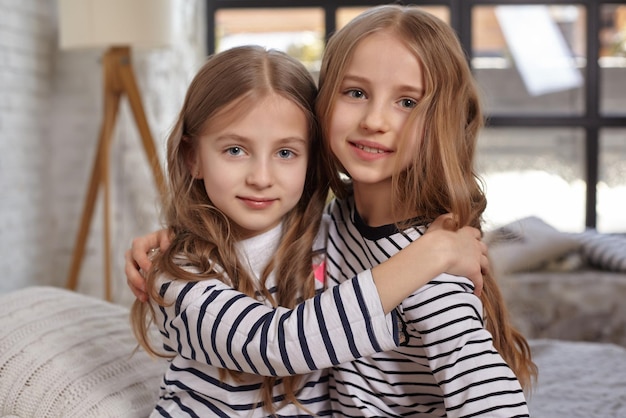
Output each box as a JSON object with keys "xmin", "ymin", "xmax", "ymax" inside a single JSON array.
[{"xmin": 206, "ymin": 0, "xmax": 626, "ymax": 230}]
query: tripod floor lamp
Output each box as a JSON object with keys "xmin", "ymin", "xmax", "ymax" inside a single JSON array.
[{"xmin": 58, "ymin": 0, "xmax": 174, "ymax": 300}]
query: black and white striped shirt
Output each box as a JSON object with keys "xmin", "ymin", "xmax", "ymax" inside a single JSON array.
[
  {"xmin": 150, "ymin": 221, "xmax": 398, "ymax": 417},
  {"xmin": 325, "ymin": 196, "xmax": 530, "ymax": 417}
]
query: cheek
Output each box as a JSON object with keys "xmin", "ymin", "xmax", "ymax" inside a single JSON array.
[
  {"xmin": 327, "ymin": 104, "xmax": 348, "ymax": 139},
  {"xmin": 294, "ymin": 162, "xmax": 309, "ymax": 192},
  {"xmin": 398, "ymin": 128, "xmax": 424, "ymax": 170},
  {"xmin": 327, "ymin": 115, "xmax": 345, "ymax": 152},
  {"xmin": 200, "ymin": 160, "xmax": 232, "ymax": 200},
  {"xmin": 201, "ymin": 173, "xmax": 225, "ymax": 203}
]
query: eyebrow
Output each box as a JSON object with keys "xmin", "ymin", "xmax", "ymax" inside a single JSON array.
[{"xmin": 342, "ymin": 74, "xmax": 424, "ymax": 96}]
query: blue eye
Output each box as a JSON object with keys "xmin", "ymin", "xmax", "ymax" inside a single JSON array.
[
  {"xmin": 226, "ymin": 146, "xmax": 242, "ymax": 156},
  {"xmin": 278, "ymin": 149, "xmax": 295, "ymax": 159},
  {"xmin": 346, "ymin": 89, "xmax": 366, "ymax": 99},
  {"xmin": 400, "ymin": 98, "xmax": 418, "ymax": 109}
]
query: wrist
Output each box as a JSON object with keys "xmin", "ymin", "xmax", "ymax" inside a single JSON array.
[{"xmin": 416, "ymin": 231, "xmax": 451, "ymax": 275}]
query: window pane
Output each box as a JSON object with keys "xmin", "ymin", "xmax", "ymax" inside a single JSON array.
[
  {"xmin": 477, "ymin": 128, "xmax": 586, "ymax": 232},
  {"xmin": 215, "ymin": 8, "xmax": 324, "ymax": 73},
  {"xmin": 598, "ymin": 129, "xmax": 626, "ymax": 232},
  {"xmin": 472, "ymin": 5, "xmax": 586, "ymax": 116},
  {"xmin": 600, "ymin": 5, "xmax": 626, "ymax": 116},
  {"xmin": 337, "ymin": 6, "xmax": 449, "ymax": 29}
]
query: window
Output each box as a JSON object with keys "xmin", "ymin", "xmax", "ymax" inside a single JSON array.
[{"xmin": 206, "ymin": 0, "xmax": 626, "ymax": 232}]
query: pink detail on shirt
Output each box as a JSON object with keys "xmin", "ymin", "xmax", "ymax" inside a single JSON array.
[{"xmin": 313, "ymin": 261, "xmax": 325, "ymax": 284}]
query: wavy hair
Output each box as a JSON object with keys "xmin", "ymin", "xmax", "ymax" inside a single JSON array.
[
  {"xmin": 130, "ymin": 45, "xmax": 329, "ymax": 414},
  {"xmin": 316, "ymin": 5, "xmax": 537, "ymax": 391}
]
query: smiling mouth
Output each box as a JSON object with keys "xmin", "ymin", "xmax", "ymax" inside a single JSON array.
[{"xmin": 353, "ymin": 143, "xmax": 387, "ymax": 154}]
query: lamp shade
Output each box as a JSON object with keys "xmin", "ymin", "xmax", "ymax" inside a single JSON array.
[{"xmin": 57, "ymin": 0, "xmax": 175, "ymax": 50}]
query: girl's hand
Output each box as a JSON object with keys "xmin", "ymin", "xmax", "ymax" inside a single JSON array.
[
  {"xmin": 124, "ymin": 229, "xmax": 172, "ymax": 302},
  {"xmin": 425, "ymin": 213, "xmax": 488, "ymax": 296},
  {"xmin": 371, "ymin": 213, "xmax": 487, "ymax": 313}
]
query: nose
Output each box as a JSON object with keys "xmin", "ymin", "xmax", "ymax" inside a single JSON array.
[
  {"xmin": 246, "ymin": 157, "xmax": 273, "ymax": 188},
  {"xmin": 359, "ymin": 100, "xmax": 390, "ymax": 133}
]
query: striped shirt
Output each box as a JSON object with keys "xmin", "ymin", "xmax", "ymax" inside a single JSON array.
[
  {"xmin": 150, "ymin": 220, "xmax": 398, "ymax": 417},
  {"xmin": 326, "ymin": 196, "xmax": 530, "ymax": 417}
]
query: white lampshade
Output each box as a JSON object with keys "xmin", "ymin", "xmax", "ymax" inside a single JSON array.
[{"xmin": 57, "ymin": 0, "xmax": 175, "ymax": 50}]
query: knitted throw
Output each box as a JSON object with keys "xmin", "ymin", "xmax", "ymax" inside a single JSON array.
[{"xmin": 0, "ymin": 286, "xmax": 166, "ymax": 418}]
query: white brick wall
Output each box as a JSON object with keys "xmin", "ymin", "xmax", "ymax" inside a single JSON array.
[{"xmin": 0, "ymin": 0, "xmax": 205, "ymax": 306}]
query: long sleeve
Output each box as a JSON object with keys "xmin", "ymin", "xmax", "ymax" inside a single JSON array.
[
  {"xmin": 154, "ymin": 269, "xmax": 397, "ymax": 377},
  {"xmin": 400, "ymin": 274, "xmax": 529, "ymax": 417}
]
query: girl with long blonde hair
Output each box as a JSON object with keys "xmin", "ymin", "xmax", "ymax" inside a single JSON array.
[{"xmin": 316, "ymin": 5, "xmax": 537, "ymax": 416}]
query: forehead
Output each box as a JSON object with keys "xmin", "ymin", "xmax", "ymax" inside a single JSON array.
[
  {"xmin": 203, "ymin": 92, "xmax": 309, "ymax": 139},
  {"xmin": 352, "ymin": 31, "xmax": 420, "ymax": 67},
  {"xmin": 343, "ymin": 30, "xmax": 424, "ymax": 89},
  {"xmin": 208, "ymin": 92, "xmax": 259, "ymax": 128},
  {"xmin": 204, "ymin": 92, "xmax": 301, "ymax": 129}
]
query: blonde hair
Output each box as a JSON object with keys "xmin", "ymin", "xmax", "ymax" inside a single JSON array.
[
  {"xmin": 316, "ymin": 5, "xmax": 537, "ymax": 391},
  {"xmin": 130, "ymin": 45, "xmax": 329, "ymax": 414}
]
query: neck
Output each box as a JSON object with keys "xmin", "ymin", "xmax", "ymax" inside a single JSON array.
[{"xmin": 352, "ymin": 180, "xmax": 395, "ymax": 227}]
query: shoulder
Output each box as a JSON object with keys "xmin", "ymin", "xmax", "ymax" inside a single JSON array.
[
  {"xmin": 325, "ymin": 195, "xmax": 355, "ymax": 229},
  {"xmin": 152, "ymin": 257, "xmax": 231, "ymax": 309},
  {"xmin": 325, "ymin": 194, "xmax": 354, "ymax": 214},
  {"xmin": 315, "ymin": 213, "xmax": 331, "ymax": 250},
  {"xmin": 425, "ymin": 273, "xmax": 476, "ymax": 293},
  {"xmin": 401, "ymin": 274, "xmax": 481, "ymax": 315}
]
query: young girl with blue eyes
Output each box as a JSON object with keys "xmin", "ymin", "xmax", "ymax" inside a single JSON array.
[{"xmin": 316, "ymin": 5, "xmax": 536, "ymax": 416}]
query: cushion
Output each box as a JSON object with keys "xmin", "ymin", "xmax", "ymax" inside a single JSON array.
[
  {"xmin": 578, "ymin": 229, "xmax": 626, "ymax": 272},
  {"xmin": 485, "ymin": 216, "xmax": 581, "ymax": 274},
  {"xmin": 0, "ymin": 286, "xmax": 167, "ymax": 418}
]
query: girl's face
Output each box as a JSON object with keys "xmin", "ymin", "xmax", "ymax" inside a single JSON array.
[
  {"xmin": 193, "ymin": 93, "xmax": 310, "ymax": 239},
  {"xmin": 328, "ymin": 30, "xmax": 424, "ymax": 190}
]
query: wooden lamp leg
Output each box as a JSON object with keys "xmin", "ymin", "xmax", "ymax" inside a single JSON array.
[
  {"xmin": 100, "ymin": 74, "xmax": 122, "ymax": 301},
  {"xmin": 66, "ymin": 48, "xmax": 122, "ymax": 300},
  {"xmin": 65, "ymin": 46, "xmax": 165, "ymax": 301},
  {"xmin": 119, "ymin": 61, "xmax": 167, "ymax": 202}
]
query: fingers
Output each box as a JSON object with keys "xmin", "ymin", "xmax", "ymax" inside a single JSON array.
[
  {"xmin": 428, "ymin": 213, "xmax": 465, "ymax": 233},
  {"xmin": 427, "ymin": 213, "xmax": 454, "ymax": 232},
  {"xmin": 458, "ymin": 225, "xmax": 482, "ymax": 240},
  {"xmin": 125, "ymin": 249, "xmax": 148, "ymax": 302},
  {"xmin": 128, "ymin": 278, "xmax": 148, "ymax": 302},
  {"xmin": 468, "ymin": 272, "xmax": 483, "ymax": 297},
  {"xmin": 132, "ymin": 235, "xmax": 159, "ymax": 271},
  {"xmin": 124, "ymin": 230, "xmax": 171, "ymax": 303},
  {"xmin": 427, "ymin": 216, "xmax": 488, "ymax": 297},
  {"xmin": 457, "ymin": 226, "xmax": 486, "ymax": 297},
  {"xmin": 158, "ymin": 229, "xmax": 173, "ymax": 252}
]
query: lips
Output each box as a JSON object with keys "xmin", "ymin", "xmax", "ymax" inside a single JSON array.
[
  {"xmin": 349, "ymin": 140, "xmax": 392, "ymax": 160},
  {"xmin": 238, "ymin": 197, "xmax": 276, "ymax": 209}
]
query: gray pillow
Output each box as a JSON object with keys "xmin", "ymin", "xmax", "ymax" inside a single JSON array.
[
  {"xmin": 579, "ymin": 230, "xmax": 626, "ymax": 272},
  {"xmin": 485, "ymin": 216, "xmax": 582, "ymax": 274}
]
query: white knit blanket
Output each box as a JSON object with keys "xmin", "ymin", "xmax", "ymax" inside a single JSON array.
[{"xmin": 0, "ymin": 286, "xmax": 167, "ymax": 418}]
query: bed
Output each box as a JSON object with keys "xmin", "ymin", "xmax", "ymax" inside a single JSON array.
[{"xmin": 1, "ymin": 285, "xmax": 626, "ymax": 417}]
